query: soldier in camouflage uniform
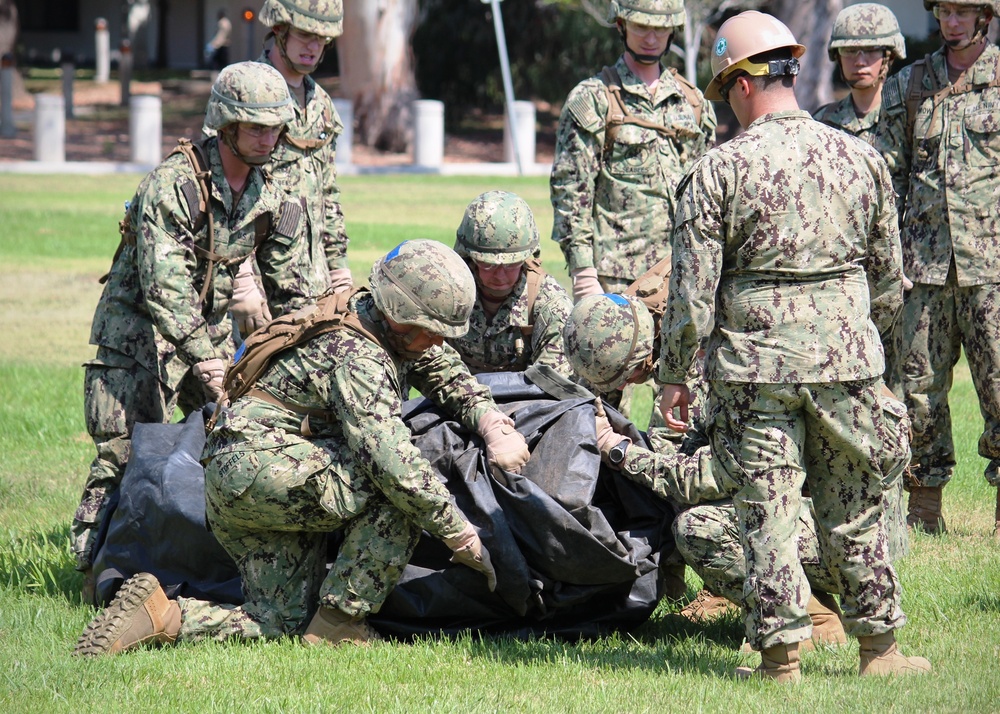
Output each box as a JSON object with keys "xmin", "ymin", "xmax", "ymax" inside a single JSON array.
[
  {"xmin": 566, "ymin": 294, "xmax": 910, "ymax": 643},
  {"xmin": 450, "ymin": 190, "xmax": 572, "ymax": 377},
  {"xmin": 227, "ymin": 0, "xmax": 353, "ymax": 335},
  {"xmin": 74, "ymin": 240, "xmax": 531, "ymax": 656},
  {"xmin": 875, "ymin": 0, "xmax": 1000, "ymax": 539},
  {"xmin": 658, "ymin": 13, "xmax": 928, "ymax": 681},
  {"xmin": 73, "ymin": 63, "xmax": 308, "ymax": 603},
  {"xmin": 814, "ymin": 4, "xmax": 907, "ymax": 394},
  {"xmin": 549, "ymin": 0, "xmax": 716, "ymax": 423}
]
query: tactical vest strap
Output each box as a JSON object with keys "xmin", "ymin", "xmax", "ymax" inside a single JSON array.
[
  {"xmin": 600, "ymin": 66, "xmax": 703, "ymax": 158},
  {"xmin": 906, "ymin": 51, "xmax": 1000, "ymax": 144}
]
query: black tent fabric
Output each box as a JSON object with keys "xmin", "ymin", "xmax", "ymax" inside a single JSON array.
[{"xmin": 91, "ymin": 370, "xmax": 676, "ymax": 638}]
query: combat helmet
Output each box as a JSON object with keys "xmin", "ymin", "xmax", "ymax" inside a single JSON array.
[
  {"xmin": 259, "ymin": 0, "xmax": 344, "ymax": 37},
  {"xmin": 260, "ymin": 0, "xmax": 343, "ymax": 74},
  {"xmin": 369, "ymin": 240, "xmax": 476, "ymax": 339},
  {"xmin": 563, "ymin": 294, "xmax": 656, "ymax": 391},
  {"xmin": 705, "ymin": 11, "xmax": 805, "ymax": 101},
  {"xmin": 828, "ymin": 3, "xmax": 906, "ymax": 62},
  {"xmin": 204, "ymin": 61, "xmax": 294, "ymax": 132},
  {"xmin": 607, "ymin": 0, "xmax": 686, "ymax": 28},
  {"xmin": 455, "ymin": 191, "xmax": 539, "ymax": 266}
]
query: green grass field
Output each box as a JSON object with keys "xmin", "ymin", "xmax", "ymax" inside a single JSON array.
[{"xmin": 0, "ymin": 174, "xmax": 998, "ymax": 712}]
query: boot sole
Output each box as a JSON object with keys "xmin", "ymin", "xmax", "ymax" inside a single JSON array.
[{"xmin": 73, "ymin": 572, "xmax": 161, "ymax": 656}]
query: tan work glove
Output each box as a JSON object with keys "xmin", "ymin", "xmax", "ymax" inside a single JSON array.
[
  {"xmin": 192, "ymin": 358, "xmax": 226, "ymax": 403},
  {"xmin": 571, "ymin": 267, "xmax": 603, "ymax": 303},
  {"xmin": 595, "ymin": 397, "xmax": 631, "ymax": 467},
  {"xmin": 329, "ymin": 268, "xmax": 354, "ymax": 294},
  {"xmin": 230, "ymin": 257, "xmax": 271, "ymax": 336},
  {"xmin": 443, "ymin": 522, "xmax": 497, "ymax": 591},
  {"xmin": 478, "ymin": 410, "xmax": 530, "ymax": 477}
]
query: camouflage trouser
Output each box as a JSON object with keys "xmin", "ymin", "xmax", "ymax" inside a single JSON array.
[
  {"xmin": 900, "ymin": 278, "xmax": 1000, "ymax": 487},
  {"xmin": 710, "ymin": 379, "xmax": 905, "ymax": 650},
  {"xmin": 672, "ymin": 387, "xmax": 909, "ymax": 604},
  {"xmin": 175, "ymin": 440, "xmax": 420, "ymax": 643},
  {"xmin": 73, "ymin": 347, "xmax": 202, "ymax": 569}
]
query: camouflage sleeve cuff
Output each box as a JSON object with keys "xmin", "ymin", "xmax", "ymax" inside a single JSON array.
[
  {"xmin": 566, "ymin": 247, "xmax": 595, "ymax": 273},
  {"xmin": 175, "ymin": 328, "xmax": 219, "ymax": 365}
]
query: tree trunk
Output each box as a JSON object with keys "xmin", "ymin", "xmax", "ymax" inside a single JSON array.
[
  {"xmin": 337, "ymin": 0, "xmax": 419, "ymax": 153},
  {"xmin": 0, "ymin": 0, "xmax": 26, "ymax": 101},
  {"xmin": 772, "ymin": 0, "xmax": 844, "ymax": 113}
]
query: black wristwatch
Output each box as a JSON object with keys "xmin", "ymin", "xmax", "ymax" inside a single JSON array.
[{"xmin": 609, "ymin": 438, "xmax": 630, "ymax": 467}]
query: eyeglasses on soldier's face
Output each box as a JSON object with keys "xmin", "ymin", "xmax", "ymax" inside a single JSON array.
[
  {"xmin": 838, "ymin": 48, "xmax": 885, "ymax": 61},
  {"xmin": 287, "ymin": 27, "xmax": 333, "ymax": 46},
  {"xmin": 238, "ymin": 123, "xmax": 283, "ymax": 140},
  {"xmin": 933, "ymin": 4, "xmax": 983, "ymax": 20},
  {"xmin": 624, "ymin": 21, "xmax": 672, "ymax": 39}
]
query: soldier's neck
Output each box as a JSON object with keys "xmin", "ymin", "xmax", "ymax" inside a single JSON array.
[
  {"xmin": 219, "ymin": 145, "xmax": 252, "ymax": 195},
  {"xmin": 850, "ymin": 84, "xmax": 881, "ymax": 118},
  {"xmin": 946, "ymin": 39, "xmax": 987, "ymax": 74},
  {"xmin": 623, "ymin": 53, "xmax": 661, "ymax": 89}
]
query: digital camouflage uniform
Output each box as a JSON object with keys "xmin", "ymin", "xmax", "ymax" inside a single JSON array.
[
  {"xmin": 550, "ymin": 55, "xmax": 717, "ymax": 290},
  {"xmin": 182, "ymin": 291, "xmax": 495, "ymax": 641},
  {"xmin": 655, "ymin": 389, "xmax": 911, "ymax": 605},
  {"xmin": 876, "ymin": 41, "xmax": 1000, "ymax": 488},
  {"xmin": 255, "ymin": 50, "xmax": 348, "ymax": 297},
  {"xmin": 449, "ymin": 271, "xmax": 572, "ymax": 376},
  {"xmin": 74, "ymin": 135, "xmax": 307, "ymax": 569},
  {"xmin": 813, "ymin": 97, "xmax": 881, "ymax": 144},
  {"xmin": 660, "ymin": 110, "xmax": 906, "ymax": 650}
]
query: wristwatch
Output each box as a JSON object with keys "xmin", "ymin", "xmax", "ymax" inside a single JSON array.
[{"xmin": 608, "ymin": 438, "xmax": 630, "ymax": 467}]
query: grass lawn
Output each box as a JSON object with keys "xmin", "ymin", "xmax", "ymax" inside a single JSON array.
[{"xmin": 0, "ymin": 173, "xmax": 997, "ymax": 713}]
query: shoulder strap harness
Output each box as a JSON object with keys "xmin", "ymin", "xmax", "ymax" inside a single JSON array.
[
  {"xmin": 623, "ymin": 255, "xmax": 671, "ymax": 372},
  {"xmin": 600, "ymin": 65, "xmax": 703, "ymax": 157},
  {"xmin": 905, "ymin": 51, "xmax": 1000, "ymax": 144},
  {"xmin": 208, "ymin": 288, "xmax": 384, "ymax": 433}
]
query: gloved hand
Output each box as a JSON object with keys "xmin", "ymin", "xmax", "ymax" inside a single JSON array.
[
  {"xmin": 595, "ymin": 397, "xmax": 630, "ymax": 467},
  {"xmin": 443, "ymin": 522, "xmax": 497, "ymax": 591},
  {"xmin": 478, "ymin": 410, "xmax": 530, "ymax": 477},
  {"xmin": 230, "ymin": 258, "xmax": 271, "ymax": 336},
  {"xmin": 571, "ymin": 267, "xmax": 603, "ymax": 303},
  {"xmin": 329, "ymin": 268, "xmax": 354, "ymax": 294},
  {"xmin": 902, "ymin": 274, "xmax": 914, "ymax": 291},
  {"xmin": 192, "ymin": 358, "xmax": 227, "ymax": 403}
]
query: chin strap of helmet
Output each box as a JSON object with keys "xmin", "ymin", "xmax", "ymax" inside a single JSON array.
[
  {"xmin": 273, "ymin": 26, "xmax": 325, "ymax": 75},
  {"xmin": 617, "ymin": 20, "xmax": 672, "ymax": 66}
]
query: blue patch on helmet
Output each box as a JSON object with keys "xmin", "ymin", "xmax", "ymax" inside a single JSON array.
[
  {"xmin": 606, "ymin": 294, "xmax": 629, "ymax": 307},
  {"xmin": 715, "ymin": 38, "xmax": 728, "ymax": 56},
  {"xmin": 385, "ymin": 241, "xmax": 409, "ymax": 263}
]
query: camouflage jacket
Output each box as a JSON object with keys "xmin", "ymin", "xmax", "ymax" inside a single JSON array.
[
  {"xmin": 448, "ymin": 271, "xmax": 573, "ymax": 376},
  {"xmin": 550, "ymin": 56, "xmax": 716, "ymax": 282},
  {"xmin": 258, "ymin": 51, "xmax": 348, "ymax": 292},
  {"xmin": 812, "ymin": 94, "xmax": 881, "ymax": 145},
  {"xmin": 876, "ymin": 43, "xmax": 1000, "ymax": 287},
  {"xmin": 659, "ymin": 110, "xmax": 903, "ymax": 385},
  {"xmin": 90, "ymin": 139, "xmax": 306, "ymax": 388},
  {"xmin": 204, "ymin": 293, "xmax": 497, "ymax": 540}
]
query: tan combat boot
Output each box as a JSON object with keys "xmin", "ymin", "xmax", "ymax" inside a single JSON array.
[
  {"xmin": 302, "ymin": 606, "xmax": 382, "ymax": 647},
  {"xmin": 735, "ymin": 642, "xmax": 801, "ymax": 683},
  {"xmin": 859, "ymin": 632, "xmax": 931, "ymax": 676},
  {"xmin": 804, "ymin": 591, "xmax": 848, "ymax": 650},
  {"xmin": 74, "ymin": 572, "xmax": 181, "ymax": 656},
  {"xmin": 906, "ymin": 485, "xmax": 946, "ymax": 534},
  {"xmin": 679, "ymin": 588, "xmax": 741, "ymax": 623}
]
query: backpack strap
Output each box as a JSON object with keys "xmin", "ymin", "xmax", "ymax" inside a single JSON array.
[
  {"xmin": 906, "ymin": 51, "xmax": 1000, "ymax": 144},
  {"xmin": 600, "ymin": 65, "xmax": 703, "ymax": 158},
  {"xmin": 519, "ymin": 258, "xmax": 545, "ymax": 338}
]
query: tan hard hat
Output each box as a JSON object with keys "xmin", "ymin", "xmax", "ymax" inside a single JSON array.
[{"xmin": 705, "ymin": 11, "xmax": 805, "ymax": 101}]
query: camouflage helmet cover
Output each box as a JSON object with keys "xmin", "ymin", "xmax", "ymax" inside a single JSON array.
[
  {"xmin": 203, "ymin": 61, "xmax": 294, "ymax": 131},
  {"xmin": 563, "ymin": 294, "xmax": 655, "ymax": 390},
  {"xmin": 258, "ymin": 0, "xmax": 344, "ymax": 38},
  {"xmin": 369, "ymin": 240, "xmax": 475, "ymax": 339},
  {"xmin": 455, "ymin": 190, "xmax": 539, "ymax": 265},
  {"xmin": 607, "ymin": 0, "xmax": 686, "ymax": 29},
  {"xmin": 829, "ymin": 3, "xmax": 907, "ymax": 61},
  {"xmin": 922, "ymin": 0, "xmax": 1000, "ymax": 14}
]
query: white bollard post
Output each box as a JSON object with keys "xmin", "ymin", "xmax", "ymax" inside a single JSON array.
[
  {"xmin": 61, "ymin": 58, "xmax": 75, "ymax": 119},
  {"xmin": 412, "ymin": 99, "xmax": 444, "ymax": 169},
  {"xmin": 95, "ymin": 18, "xmax": 110, "ymax": 84},
  {"xmin": 503, "ymin": 100, "xmax": 535, "ymax": 168},
  {"xmin": 130, "ymin": 94, "xmax": 162, "ymax": 166},
  {"xmin": 332, "ymin": 98, "xmax": 353, "ymax": 167},
  {"xmin": 1, "ymin": 54, "xmax": 16, "ymax": 138},
  {"xmin": 34, "ymin": 94, "xmax": 66, "ymax": 163}
]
